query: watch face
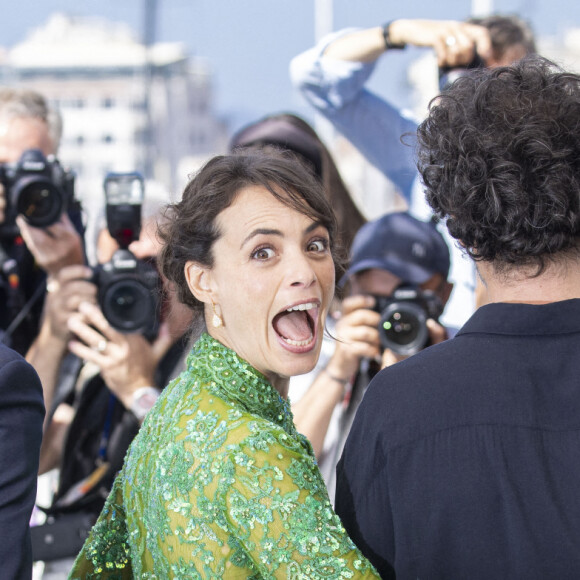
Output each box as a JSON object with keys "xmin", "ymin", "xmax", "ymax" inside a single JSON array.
[{"xmin": 131, "ymin": 388, "xmax": 160, "ymax": 419}]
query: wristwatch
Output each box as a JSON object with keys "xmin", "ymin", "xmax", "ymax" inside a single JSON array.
[{"xmin": 130, "ymin": 386, "xmax": 160, "ymax": 421}]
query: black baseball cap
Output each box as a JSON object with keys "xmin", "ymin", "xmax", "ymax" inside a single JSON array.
[
  {"xmin": 342, "ymin": 212, "xmax": 450, "ymax": 285},
  {"xmin": 229, "ymin": 116, "xmax": 323, "ymax": 179}
]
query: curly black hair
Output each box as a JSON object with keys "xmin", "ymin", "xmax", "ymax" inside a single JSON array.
[{"xmin": 417, "ymin": 55, "xmax": 580, "ymax": 271}]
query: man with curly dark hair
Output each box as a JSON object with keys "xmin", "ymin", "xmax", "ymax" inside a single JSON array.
[
  {"xmin": 334, "ymin": 56, "xmax": 580, "ymax": 579},
  {"xmin": 291, "ymin": 15, "xmax": 536, "ymax": 332}
]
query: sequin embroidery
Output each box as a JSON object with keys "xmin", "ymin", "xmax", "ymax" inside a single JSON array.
[{"xmin": 69, "ymin": 333, "xmax": 379, "ymax": 579}]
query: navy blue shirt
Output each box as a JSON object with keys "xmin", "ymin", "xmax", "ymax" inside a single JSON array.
[{"xmin": 336, "ymin": 299, "xmax": 580, "ymax": 580}]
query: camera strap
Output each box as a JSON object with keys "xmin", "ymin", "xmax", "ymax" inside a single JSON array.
[{"xmin": 0, "ymin": 237, "xmax": 46, "ymax": 346}]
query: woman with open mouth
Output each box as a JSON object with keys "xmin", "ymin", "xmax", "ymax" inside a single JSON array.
[{"xmin": 69, "ymin": 151, "xmax": 380, "ymax": 578}]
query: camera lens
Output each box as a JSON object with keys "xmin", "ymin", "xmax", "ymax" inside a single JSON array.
[
  {"xmin": 379, "ymin": 301, "xmax": 428, "ymax": 356},
  {"xmin": 101, "ymin": 279, "xmax": 152, "ymax": 333},
  {"xmin": 14, "ymin": 176, "xmax": 63, "ymax": 228}
]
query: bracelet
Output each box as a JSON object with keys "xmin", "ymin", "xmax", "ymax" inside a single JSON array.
[
  {"xmin": 382, "ymin": 21, "xmax": 406, "ymax": 50},
  {"xmin": 323, "ymin": 369, "xmax": 349, "ymax": 386}
]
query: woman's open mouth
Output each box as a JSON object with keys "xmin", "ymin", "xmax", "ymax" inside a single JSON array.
[{"xmin": 272, "ymin": 301, "xmax": 318, "ymax": 350}]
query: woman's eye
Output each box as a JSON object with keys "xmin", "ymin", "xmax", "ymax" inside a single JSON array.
[
  {"xmin": 252, "ymin": 247, "xmax": 275, "ymax": 260},
  {"xmin": 307, "ymin": 238, "xmax": 329, "ymax": 252}
]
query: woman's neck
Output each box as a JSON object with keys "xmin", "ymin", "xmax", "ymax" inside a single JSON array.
[{"xmin": 268, "ymin": 375, "xmax": 290, "ymax": 400}]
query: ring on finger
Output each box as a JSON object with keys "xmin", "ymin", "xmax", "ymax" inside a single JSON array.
[
  {"xmin": 445, "ymin": 35, "xmax": 457, "ymax": 47},
  {"xmin": 95, "ymin": 339, "xmax": 107, "ymax": 353},
  {"xmin": 46, "ymin": 280, "xmax": 60, "ymax": 294}
]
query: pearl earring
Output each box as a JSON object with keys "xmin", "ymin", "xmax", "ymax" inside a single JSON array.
[{"xmin": 211, "ymin": 302, "xmax": 223, "ymax": 328}]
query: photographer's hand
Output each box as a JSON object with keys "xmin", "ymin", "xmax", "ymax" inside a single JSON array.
[
  {"xmin": 386, "ymin": 20, "xmax": 492, "ymax": 68},
  {"xmin": 323, "ymin": 20, "xmax": 492, "ymax": 70},
  {"xmin": 380, "ymin": 317, "xmax": 448, "ymax": 368},
  {"xmin": 16, "ymin": 212, "xmax": 84, "ymax": 277},
  {"xmin": 331, "ymin": 294, "xmax": 382, "ymax": 378},
  {"xmin": 67, "ymin": 301, "xmax": 174, "ymax": 411},
  {"xmin": 26, "ymin": 265, "xmax": 96, "ymax": 430}
]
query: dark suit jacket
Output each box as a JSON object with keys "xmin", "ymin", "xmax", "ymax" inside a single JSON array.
[
  {"xmin": 0, "ymin": 344, "xmax": 44, "ymax": 579},
  {"xmin": 336, "ymin": 299, "xmax": 580, "ymax": 580}
]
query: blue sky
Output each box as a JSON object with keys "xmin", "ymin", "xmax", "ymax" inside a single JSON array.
[{"xmin": 3, "ymin": 1, "xmax": 580, "ymax": 132}]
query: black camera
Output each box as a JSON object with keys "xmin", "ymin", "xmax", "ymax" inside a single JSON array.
[
  {"xmin": 92, "ymin": 172, "xmax": 160, "ymax": 340},
  {"xmin": 0, "ymin": 148, "xmax": 75, "ymax": 237},
  {"xmin": 374, "ymin": 286, "xmax": 444, "ymax": 356}
]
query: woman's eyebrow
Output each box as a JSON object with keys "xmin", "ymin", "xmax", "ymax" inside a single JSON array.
[
  {"xmin": 240, "ymin": 221, "xmax": 325, "ymax": 249},
  {"xmin": 240, "ymin": 228, "xmax": 282, "ymax": 249},
  {"xmin": 305, "ymin": 221, "xmax": 324, "ymax": 234}
]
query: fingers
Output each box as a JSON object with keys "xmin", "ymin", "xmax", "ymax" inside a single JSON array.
[
  {"xmin": 465, "ymin": 22, "xmax": 493, "ymax": 63},
  {"xmin": 67, "ymin": 301, "xmax": 119, "ymax": 350},
  {"xmin": 150, "ymin": 321, "xmax": 174, "ymax": 363},
  {"xmin": 49, "ymin": 264, "xmax": 93, "ymax": 287},
  {"xmin": 426, "ymin": 318, "xmax": 447, "ymax": 345},
  {"xmin": 397, "ymin": 19, "xmax": 491, "ymax": 69},
  {"xmin": 381, "ymin": 347, "xmax": 407, "ymax": 369},
  {"xmin": 335, "ymin": 323, "xmax": 381, "ymax": 361},
  {"xmin": 433, "ymin": 25, "xmax": 475, "ymax": 68},
  {"xmin": 47, "ymin": 267, "xmax": 96, "ymax": 310},
  {"xmin": 16, "ymin": 213, "xmax": 85, "ymax": 275},
  {"xmin": 339, "ymin": 294, "xmax": 376, "ymax": 316},
  {"xmin": 67, "ymin": 306, "xmax": 120, "ymax": 367},
  {"xmin": 332, "ymin": 296, "xmax": 382, "ymax": 371}
]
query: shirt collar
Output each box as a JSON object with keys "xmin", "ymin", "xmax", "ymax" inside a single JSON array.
[
  {"xmin": 457, "ymin": 298, "xmax": 580, "ymax": 337},
  {"xmin": 187, "ymin": 333, "xmax": 296, "ymax": 434}
]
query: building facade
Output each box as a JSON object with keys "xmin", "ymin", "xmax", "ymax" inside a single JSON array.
[{"xmin": 0, "ymin": 12, "xmax": 227, "ymax": 242}]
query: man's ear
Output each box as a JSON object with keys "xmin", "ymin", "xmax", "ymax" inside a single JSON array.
[{"xmin": 184, "ymin": 261, "xmax": 214, "ymax": 304}]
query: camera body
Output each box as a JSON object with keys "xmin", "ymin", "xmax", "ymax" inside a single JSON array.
[
  {"xmin": 374, "ymin": 286, "xmax": 444, "ymax": 356},
  {"xmin": 93, "ymin": 172, "xmax": 160, "ymax": 340},
  {"xmin": 0, "ymin": 149, "xmax": 75, "ymax": 237}
]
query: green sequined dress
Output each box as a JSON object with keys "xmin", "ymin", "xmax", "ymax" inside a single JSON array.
[{"xmin": 69, "ymin": 333, "xmax": 379, "ymax": 579}]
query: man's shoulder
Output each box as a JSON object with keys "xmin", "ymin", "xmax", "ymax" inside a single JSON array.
[
  {"xmin": 374, "ymin": 334, "xmax": 465, "ymax": 391},
  {"xmin": 0, "ymin": 343, "xmax": 41, "ymax": 388},
  {"xmin": 0, "ymin": 343, "xmax": 26, "ymax": 365},
  {"xmin": 356, "ymin": 337, "xmax": 474, "ymax": 447}
]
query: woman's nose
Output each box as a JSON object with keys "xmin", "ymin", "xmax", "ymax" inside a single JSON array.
[{"xmin": 289, "ymin": 253, "xmax": 317, "ymax": 288}]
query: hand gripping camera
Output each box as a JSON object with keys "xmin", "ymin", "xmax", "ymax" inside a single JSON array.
[
  {"xmin": 0, "ymin": 148, "xmax": 75, "ymax": 237},
  {"xmin": 92, "ymin": 173, "xmax": 160, "ymax": 340},
  {"xmin": 374, "ymin": 286, "xmax": 444, "ymax": 356}
]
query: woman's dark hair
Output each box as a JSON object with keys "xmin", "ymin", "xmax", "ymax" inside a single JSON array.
[
  {"xmin": 417, "ymin": 55, "xmax": 580, "ymax": 272},
  {"xmin": 159, "ymin": 150, "xmax": 344, "ymax": 314},
  {"xmin": 229, "ymin": 113, "xmax": 366, "ymax": 253}
]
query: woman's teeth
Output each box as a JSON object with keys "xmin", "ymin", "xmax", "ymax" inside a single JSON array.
[
  {"xmin": 282, "ymin": 334, "xmax": 314, "ymax": 347},
  {"xmin": 286, "ymin": 302, "xmax": 315, "ymax": 312}
]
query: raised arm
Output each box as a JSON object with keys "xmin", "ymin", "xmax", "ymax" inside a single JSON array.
[{"xmin": 290, "ymin": 20, "xmax": 491, "ymax": 203}]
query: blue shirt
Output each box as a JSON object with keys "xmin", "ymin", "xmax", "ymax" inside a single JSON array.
[
  {"xmin": 335, "ymin": 299, "xmax": 580, "ymax": 579},
  {"xmin": 290, "ymin": 30, "xmax": 477, "ymax": 328}
]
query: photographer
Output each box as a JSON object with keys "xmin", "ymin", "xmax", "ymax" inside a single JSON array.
[
  {"xmin": 291, "ymin": 15, "xmax": 536, "ymax": 329},
  {"xmin": 34, "ymin": 185, "xmax": 192, "ymax": 577},
  {"xmin": 0, "ymin": 88, "xmax": 85, "ymax": 355},
  {"xmin": 292, "ymin": 211, "xmax": 452, "ymax": 499}
]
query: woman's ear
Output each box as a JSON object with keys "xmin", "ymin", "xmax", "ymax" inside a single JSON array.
[{"xmin": 184, "ymin": 261, "xmax": 214, "ymax": 304}]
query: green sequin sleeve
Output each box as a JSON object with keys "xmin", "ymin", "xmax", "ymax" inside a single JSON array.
[
  {"xmin": 218, "ymin": 421, "xmax": 378, "ymax": 578},
  {"xmin": 69, "ymin": 334, "xmax": 379, "ymax": 579}
]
